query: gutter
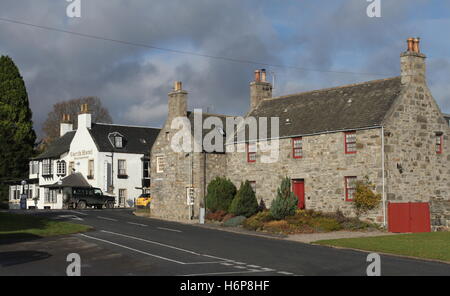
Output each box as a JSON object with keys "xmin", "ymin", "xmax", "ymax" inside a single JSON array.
[{"xmin": 381, "ymin": 126, "xmax": 387, "ymax": 228}]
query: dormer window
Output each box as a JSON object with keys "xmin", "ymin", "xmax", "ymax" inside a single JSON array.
[{"xmin": 115, "ymin": 136, "xmax": 123, "ymax": 148}]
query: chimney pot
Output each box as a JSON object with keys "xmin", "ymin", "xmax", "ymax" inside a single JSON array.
[
  {"xmin": 261, "ymin": 69, "xmax": 267, "ymax": 82},
  {"xmin": 407, "ymin": 38, "xmax": 414, "ymax": 52},
  {"xmin": 174, "ymin": 81, "xmax": 182, "ymax": 92},
  {"xmin": 413, "ymin": 37, "xmax": 420, "ymax": 53},
  {"xmin": 254, "ymin": 70, "xmax": 261, "ymax": 83}
]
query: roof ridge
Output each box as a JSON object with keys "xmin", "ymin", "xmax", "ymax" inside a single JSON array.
[
  {"xmin": 94, "ymin": 122, "xmax": 161, "ymax": 130},
  {"xmin": 263, "ymin": 76, "xmax": 401, "ymax": 102}
]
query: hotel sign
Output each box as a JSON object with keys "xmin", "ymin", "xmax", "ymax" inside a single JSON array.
[{"xmin": 70, "ymin": 149, "xmax": 93, "ymax": 159}]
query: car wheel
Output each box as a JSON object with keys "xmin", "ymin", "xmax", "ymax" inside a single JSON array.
[
  {"xmin": 106, "ymin": 201, "xmax": 114, "ymax": 209},
  {"xmin": 77, "ymin": 200, "xmax": 87, "ymax": 209}
]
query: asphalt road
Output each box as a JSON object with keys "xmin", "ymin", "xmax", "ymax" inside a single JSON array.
[{"xmin": 1, "ymin": 209, "xmax": 450, "ymax": 276}]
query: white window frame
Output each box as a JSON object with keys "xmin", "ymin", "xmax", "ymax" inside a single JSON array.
[
  {"xmin": 118, "ymin": 159, "xmax": 127, "ymax": 176},
  {"xmin": 156, "ymin": 156, "xmax": 165, "ymax": 173}
]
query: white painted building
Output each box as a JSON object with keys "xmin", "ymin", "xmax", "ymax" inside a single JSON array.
[{"xmin": 9, "ymin": 105, "xmax": 160, "ymax": 209}]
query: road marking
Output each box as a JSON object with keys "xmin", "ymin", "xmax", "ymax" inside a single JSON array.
[
  {"xmin": 157, "ymin": 227, "xmax": 182, "ymax": 233},
  {"xmin": 56, "ymin": 215, "xmax": 84, "ymax": 221},
  {"xmin": 233, "ymin": 265, "xmax": 247, "ymax": 269},
  {"xmin": 220, "ymin": 262, "xmax": 233, "ymax": 266},
  {"xmin": 233, "ymin": 261, "xmax": 245, "ymax": 265},
  {"xmin": 97, "ymin": 216, "xmax": 117, "ymax": 222},
  {"xmin": 79, "ymin": 234, "xmax": 185, "ymax": 265},
  {"xmin": 180, "ymin": 270, "xmax": 271, "ymax": 276},
  {"xmin": 261, "ymin": 267, "xmax": 275, "ymax": 272},
  {"xmin": 100, "ymin": 230, "xmax": 200, "ymax": 255},
  {"xmin": 277, "ymin": 271, "xmax": 294, "ymax": 275},
  {"xmin": 71, "ymin": 211, "xmax": 88, "ymax": 216},
  {"xmin": 247, "ymin": 264, "xmax": 261, "ymax": 268},
  {"xmin": 127, "ymin": 222, "xmax": 148, "ymax": 227}
]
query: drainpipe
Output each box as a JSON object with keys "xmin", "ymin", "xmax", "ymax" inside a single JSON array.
[{"xmin": 381, "ymin": 127, "xmax": 387, "ymax": 228}]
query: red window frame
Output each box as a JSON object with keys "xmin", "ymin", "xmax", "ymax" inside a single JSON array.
[
  {"xmin": 292, "ymin": 137, "xmax": 303, "ymax": 159},
  {"xmin": 344, "ymin": 131, "xmax": 357, "ymax": 154},
  {"xmin": 436, "ymin": 135, "xmax": 443, "ymax": 154},
  {"xmin": 345, "ymin": 176, "xmax": 357, "ymax": 202},
  {"xmin": 247, "ymin": 143, "xmax": 256, "ymax": 163}
]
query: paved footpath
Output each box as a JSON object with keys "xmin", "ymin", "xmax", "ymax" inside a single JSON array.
[{"xmin": 1, "ymin": 209, "xmax": 449, "ymax": 276}]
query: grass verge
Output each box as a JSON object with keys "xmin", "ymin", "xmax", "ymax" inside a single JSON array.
[
  {"xmin": 0, "ymin": 212, "xmax": 91, "ymax": 238},
  {"xmin": 315, "ymin": 232, "xmax": 450, "ymax": 262}
]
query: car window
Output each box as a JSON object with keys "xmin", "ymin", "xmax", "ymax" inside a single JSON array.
[{"xmin": 94, "ymin": 189, "xmax": 102, "ymax": 196}]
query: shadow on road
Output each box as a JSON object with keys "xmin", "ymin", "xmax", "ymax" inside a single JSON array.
[
  {"xmin": 0, "ymin": 233, "xmax": 43, "ymax": 246},
  {"xmin": 0, "ymin": 250, "xmax": 52, "ymax": 267}
]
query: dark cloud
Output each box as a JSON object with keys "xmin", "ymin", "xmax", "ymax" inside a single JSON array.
[{"xmin": 0, "ymin": 0, "xmax": 449, "ymax": 138}]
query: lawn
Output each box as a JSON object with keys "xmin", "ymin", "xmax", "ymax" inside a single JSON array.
[
  {"xmin": 0, "ymin": 212, "xmax": 91, "ymax": 238},
  {"xmin": 315, "ymin": 232, "xmax": 450, "ymax": 262}
]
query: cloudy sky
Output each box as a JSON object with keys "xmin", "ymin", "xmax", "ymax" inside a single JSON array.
[{"xmin": 1, "ymin": 0, "xmax": 449, "ymax": 139}]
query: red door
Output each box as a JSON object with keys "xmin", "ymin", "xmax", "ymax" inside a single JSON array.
[
  {"xmin": 292, "ymin": 180, "xmax": 305, "ymax": 209},
  {"xmin": 388, "ymin": 202, "xmax": 431, "ymax": 233}
]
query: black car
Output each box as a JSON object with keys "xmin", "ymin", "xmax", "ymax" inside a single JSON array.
[{"xmin": 67, "ymin": 187, "xmax": 115, "ymax": 209}]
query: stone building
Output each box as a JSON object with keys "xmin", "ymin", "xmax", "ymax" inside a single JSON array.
[{"xmin": 150, "ymin": 38, "xmax": 450, "ymax": 231}]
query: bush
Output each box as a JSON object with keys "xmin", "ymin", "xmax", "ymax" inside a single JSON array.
[
  {"xmin": 223, "ymin": 216, "xmax": 246, "ymax": 227},
  {"xmin": 205, "ymin": 177, "xmax": 237, "ymax": 213},
  {"xmin": 206, "ymin": 210, "xmax": 227, "ymax": 222},
  {"xmin": 270, "ymin": 177, "xmax": 298, "ymax": 220},
  {"xmin": 352, "ymin": 176, "xmax": 382, "ymax": 217},
  {"xmin": 222, "ymin": 213, "xmax": 236, "ymax": 223},
  {"xmin": 228, "ymin": 181, "xmax": 259, "ymax": 218},
  {"xmin": 243, "ymin": 211, "xmax": 273, "ymax": 231},
  {"xmin": 257, "ymin": 199, "xmax": 267, "ymax": 212},
  {"xmin": 311, "ymin": 217, "xmax": 343, "ymax": 232},
  {"xmin": 263, "ymin": 220, "xmax": 292, "ymax": 234}
]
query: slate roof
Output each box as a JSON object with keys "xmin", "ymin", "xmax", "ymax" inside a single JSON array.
[
  {"xmin": 89, "ymin": 123, "xmax": 160, "ymax": 154},
  {"xmin": 245, "ymin": 77, "xmax": 403, "ymax": 140},
  {"xmin": 34, "ymin": 131, "xmax": 76, "ymax": 160},
  {"xmin": 46, "ymin": 173, "xmax": 91, "ymax": 188}
]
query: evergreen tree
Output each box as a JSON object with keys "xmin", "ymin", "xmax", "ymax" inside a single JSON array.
[
  {"xmin": 270, "ymin": 177, "xmax": 298, "ymax": 220},
  {"xmin": 205, "ymin": 177, "xmax": 237, "ymax": 213},
  {"xmin": 229, "ymin": 181, "xmax": 258, "ymax": 217},
  {"xmin": 0, "ymin": 55, "xmax": 36, "ymax": 205}
]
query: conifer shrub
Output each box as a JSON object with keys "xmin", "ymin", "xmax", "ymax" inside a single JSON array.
[
  {"xmin": 228, "ymin": 181, "xmax": 259, "ymax": 217},
  {"xmin": 270, "ymin": 177, "xmax": 298, "ymax": 220},
  {"xmin": 205, "ymin": 177, "xmax": 237, "ymax": 213}
]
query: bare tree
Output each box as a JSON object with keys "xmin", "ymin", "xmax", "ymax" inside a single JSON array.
[{"xmin": 42, "ymin": 96, "xmax": 113, "ymax": 144}]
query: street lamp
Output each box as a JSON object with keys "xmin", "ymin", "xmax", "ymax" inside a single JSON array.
[{"xmin": 20, "ymin": 180, "xmax": 27, "ymax": 210}]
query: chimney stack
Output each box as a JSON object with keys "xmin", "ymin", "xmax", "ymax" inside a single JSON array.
[
  {"xmin": 250, "ymin": 69, "xmax": 272, "ymax": 110},
  {"xmin": 60, "ymin": 114, "xmax": 73, "ymax": 137},
  {"xmin": 401, "ymin": 37, "xmax": 426, "ymax": 84},
  {"xmin": 78, "ymin": 103, "xmax": 92, "ymax": 129},
  {"xmin": 168, "ymin": 81, "xmax": 187, "ymax": 121}
]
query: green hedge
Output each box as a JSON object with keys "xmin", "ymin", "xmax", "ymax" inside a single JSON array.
[
  {"xmin": 229, "ymin": 181, "xmax": 258, "ymax": 218},
  {"xmin": 205, "ymin": 177, "xmax": 237, "ymax": 213}
]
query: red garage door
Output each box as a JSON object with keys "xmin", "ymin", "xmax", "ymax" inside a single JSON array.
[{"xmin": 388, "ymin": 202, "xmax": 431, "ymax": 233}]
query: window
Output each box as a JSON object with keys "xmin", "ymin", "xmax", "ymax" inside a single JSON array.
[
  {"xmin": 56, "ymin": 161, "xmax": 66, "ymax": 176},
  {"xmin": 44, "ymin": 188, "xmax": 57, "ymax": 203},
  {"xmin": 292, "ymin": 137, "xmax": 303, "ymax": 159},
  {"xmin": 94, "ymin": 188, "xmax": 102, "ymax": 196},
  {"xmin": 345, "ymin": 131, "xmax": 357, "ymax": 154},
  {"xmin": 345, "ymin": 176, "xmax": 357, "ymax": 202},
  {"xmin": 247, "ymin": 143, "xmax": 257, "ymax": 163},
  {"xmin": 68, "ymin": 161, "xmax": 75, "ymax": 174},
  {"xmin": 30, "ymin": 161, "xmax": 39, "ymax": 175},
  {"xmin": 143, "ymin": 160, "xmax": 150, "ymax": 179},
  {"xmin": 88, "ymin": 160, "xmax": 94, "ymax": 179},
  {"xmin": 115, "ymin": 136, "xmax": 123, "ymax": 148},
  {"xmin": 118, "ymin": 160, "xmax": 127, "ymax": 176},
  {"xmin": 156, "ymin": 157, "xmax": 165, "ymax": 173},
  {"xmin": 42, "ymin": 159, "xmax": 53, "ymax": 176},
  {"xmin": 436, "ymin": 134, "xmax": 443, "ymax": 154},
  {"xmin": 118, "ymin": 189, "xmax": 127, "ymax": 207}
]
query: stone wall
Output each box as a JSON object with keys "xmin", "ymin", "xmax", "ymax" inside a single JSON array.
[
  {"xmin": 430, "ymin": 199, "xmax": 450, "ymax": 231},
  {"xmin": 383, "ymin": 53, "xmax": 450, "ymax": 205},
  {"xmin": 225, "ymin": 128, "xmax": 385, "ymax": 223}
]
